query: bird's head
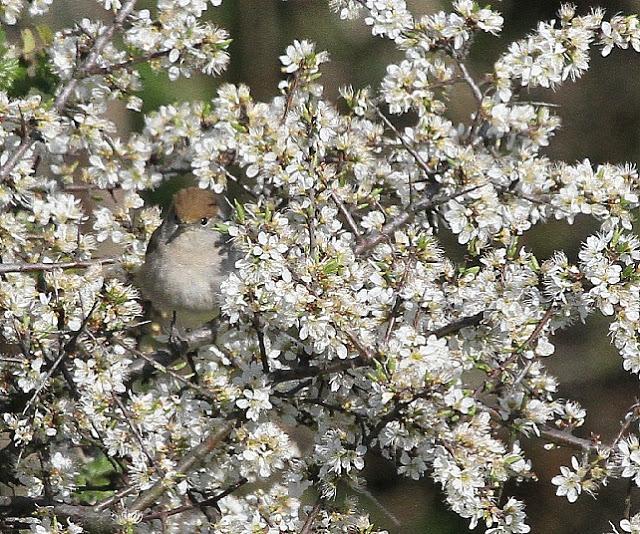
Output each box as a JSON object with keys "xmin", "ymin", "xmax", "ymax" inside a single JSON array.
[{"xmin": 165, "ymin": 187, "xmax": 219, "ymax": 241}]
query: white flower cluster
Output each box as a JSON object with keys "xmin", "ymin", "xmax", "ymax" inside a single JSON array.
[
  {"xmin": 0, "ymin": 0, "xmax": 54, "ymax": 25},
  {"xmin": 2, "ymin": 1, "xmax": 640, "ymax": 533},
  {"xmin": 609, "ymin": 512, "xmax": 640, "ymax": 534}
]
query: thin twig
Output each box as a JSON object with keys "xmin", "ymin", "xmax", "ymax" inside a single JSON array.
[
  {"xmin": 612, "ymin": 401, "xmax": 640, "ymax": 447},
  {"xmin": 141, "ymin": 477, "xmax": 248, "ymax": 522},
  {"xmin": 426, "ymin": 311, "xmax": 484, "ymax": 337},
  {"xmin": 523, "ymin": 306, "xmax": 555, "ymax": 348},
  {"xmin": 375, "ymin": 107, "xmax": 431, "ymax": 178},
  {"xmin": 0, "ymin": 258, "xmax": 115, "ymax": 274},
  {"xmin": 537, "ymin": 426, "xmax": 598, "ymax": 452},
  {"xmin": 329, "ymin": 190, "xmax": 361, "ymax": 239},
  {"xmin": 95, "ymin": 485, "xmax": 138, "ymax": 511},
  {"xmin": 0, "ymin": 137, "xmax": 33, "ymax": 182},
  {"xmin": 84, "ymin": 48, "xmax": 174, "ymax": 75},
  {"xmin": 344, "ymin": 331, "xmax": 374, "ymax": 361},
  {"xmin": 299, "ymin": 498, "xmax": 323, "ymax": 534},
  {"xmin": 21, "ymin": 351, "xmax": 67, "ymax": 415},
  {"xmin": 307, "ymin": 191, "xmax": 318, "ymax": 262},
  {"xmin": 253, "ymin": 317, "xmax": 270, "ymax": 374},
  {"xmin": 113, "ymin": 394, "xmax": 161, "ymax": 469},
  {"xmin": 130, "ymin": 420, "xmax": 235, "ymax": 512},
  {"xmin": 354, "ymin": 184, "xmax": 485, "ymax": 255},
  {"xmin": 453, "ymin": 57, "xmax": 483, "ymax": 103},
  {"xmin": 481, "ymin": 404, "xmax": 598, "ymax": 452},
  {"xmin": 384, "ymin": 258, "xmax": 414, "ymax": 344},
  {"xmin": 282, "ymin": 72, "xmax": 300, "ymax": 124},
  {"xmin": 119, "ymin": 342, "xmax": 217, "ymax": 400},
  {"xmin": 625, "ymin": 478, "xmax": 634, "ymax": 520},
  {"xmin": 269, "ymin": 356, "xmax": 366, "ymax": 383}
]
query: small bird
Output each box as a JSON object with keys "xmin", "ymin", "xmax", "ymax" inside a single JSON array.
[{"xmin": 137, "ymin": 187, "xmax": 230, "ymax": 334}]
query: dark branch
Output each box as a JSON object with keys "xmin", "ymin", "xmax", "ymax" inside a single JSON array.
[
  {"xmin": 0, "ymin": 258, "xmax": 115, "ymax": 275},
  {"xmin": 142, "ymin": 477, "xmax": 248, "ymax": 522},
  {"xmin": 130, "ymin": 420, "xmax": 235, "ymax": 512},
  {"xmin": 354, "ymin": 185, "xmax": 484, "ymax": 255},
  {"xmin": 0, "ymin": 496, "xmax": 119, "ymax": 534}
]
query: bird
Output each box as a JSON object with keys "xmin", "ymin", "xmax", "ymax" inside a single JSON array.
[{"xmin": 137, "ymin": 187, "xmax": 231, "ymax": 335}]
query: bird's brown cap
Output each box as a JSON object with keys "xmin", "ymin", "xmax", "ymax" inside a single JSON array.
[{"xmin": 172, "ymin": 187, "xmax": 218, "ymax": 224}]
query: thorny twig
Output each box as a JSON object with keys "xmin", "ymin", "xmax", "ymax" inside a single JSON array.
[
  {"xmin": 354, "ymin": 183, "xmax": 485, "ymax": 255},
  {"xmin": 299, "ymin": 498, "xmax": 324, "ymax": 534},
  {"xmin": 130, "ymin": 420, "xmax": 235, "ymax": 512},
  {"xmin": 0, "ymin": 258, "xmax": 115, "ymax": 274},
  {"xmin": 142, "ymin": 477, "xmax": 248, "ymax": 522},
  {"xmin": 375, "ymin": 107, "xmax": 432, "ymax": 179}
]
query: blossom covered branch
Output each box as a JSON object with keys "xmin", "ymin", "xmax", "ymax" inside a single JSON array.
[{"xmin": 2, "ymin": 1, "xmax": 640, "ymax": 533}]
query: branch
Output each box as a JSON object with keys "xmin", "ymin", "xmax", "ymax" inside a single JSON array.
[
  {"xmin": 271, "ymin": 312, "xmax": 488, "ymax": 384},
  {"xmin": 375, "ymin": 107, "xmax": 432, "ymax": 178},
  {"xmin": 130, "ymin": 420, "xmax": 235, "ymax": 512},
  {"xmin": 141, "ymin": 477, "xmax": 248, "ymax": 522},
  {"xmin": 22, "ymin": 350, "xmax": 67, "ymax": 415},
  {"xmin": 84, "ymin": 48, "xmax": 173, "ymax": 76},
  {"xmin": 612, "ymin": 401, "xmax": 640, "ymax": 448},
  {"xmin": 299, "ymin": 498, "xmax": 323, "ymax": 534},
  {"xmin": 329, "ymin": 190, "xmax": 361, "ymax": 239},
  {"xmin": 113, "ymin": 394, "xmax": 161, "ymax": 469},
  {"xmin": 269, "ymin": 356, "xmax": 366, "ymax": 383},
  {"xmin": 0, "ymin": 258, "xmax": 115, "ymax": 275},
  {"xmin": 0, "ymin": 496, "xmax": 119, "ymax": 534},
  {"xmin": 95, "ymin": 485, "xmax": 137, "ymax": 512},
  {"xmin": 253, "ymin": 317, "xmax": 270, "ymax": 374},
  {"xmin": 453, "ymin": 56, "xmax": 483, "ymax": 103},
  {"xmin": 0, "ymin": 137, "xmax": 34, "ymax": 182},
  {"xmin": 481, "ymin": 404, "xmax": 599, "ymax": 452},
  {"xmin": 122, "ymin": 342, "xmax": 218, "ymax": 401},
  {"xmin": 53, "ymin": 0, "xmax": 138, "ymax": 108},
  {"xmin": 538, "ymin": 426, "xmax": 599, "ymax": 452},
  {"xmin": 354, "ymin": 184, "xmax": 484, "ymax": 255},
  {"xmin": 426, "ymin": 311, "xmax": 484, "ymax": 338}
]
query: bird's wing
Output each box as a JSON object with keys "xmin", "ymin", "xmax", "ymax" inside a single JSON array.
[{"xmin": 145, "ymin": 224, "xmax": 164, "ymax": 255}]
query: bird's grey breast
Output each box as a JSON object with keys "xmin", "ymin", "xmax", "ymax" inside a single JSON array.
[{"xmin": 140, "ymin": 228, "xmax": 228, "ymax": 313}]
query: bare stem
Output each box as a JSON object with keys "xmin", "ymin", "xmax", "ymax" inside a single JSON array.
[
  {"xmin": 299, "ymin": 498, "xmax": 323, "ymax": 534},
  {"xmin": 253, "ymin": 317, "xmax": 270, "ymax": 374},
  {"xmin": 538, "ymin": 426, "xmax": 598, "ymax": 452},
  {"xmin": 375, "ymin": 107, "xmax": 432, "ymax": 178},
  {"xmin": 329, "ymin": 190, "xmax": 361, "ymax": 239},
  {"xmin": 454, "ymin": 57, "xmax": 483, "ymax": 103},
  {"xmin": 130, "ymin": 420, "xmax": 235, "ymax": 512},
  {"xmin": 355, "ymin": 184, "xmax": 484, "ymax": 255},
  {"xmin": 0, "ymin": 258, "xmax": 116, "ymax": 275}
]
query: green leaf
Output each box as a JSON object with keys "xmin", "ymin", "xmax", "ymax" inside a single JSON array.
[
  {"xmin": 234, "ymin": 199, "xmax": 245, "ymax": 223},
  {"xmin": 35, "ymin": 24, "xmax": 54, "ymax": 46},
  {"xmin": 21, "ymin": 29, "xmax": 36, "ymax": 57}
]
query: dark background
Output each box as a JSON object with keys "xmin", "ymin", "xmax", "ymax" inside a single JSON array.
[{"xmin": 30, "ymin": 0, "xmax": 640, "ymax": 531}]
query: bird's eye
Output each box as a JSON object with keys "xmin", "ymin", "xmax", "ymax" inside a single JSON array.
[{"xmin": 200, "ymin": 218, "xmax": 209, "ymax": 226}]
